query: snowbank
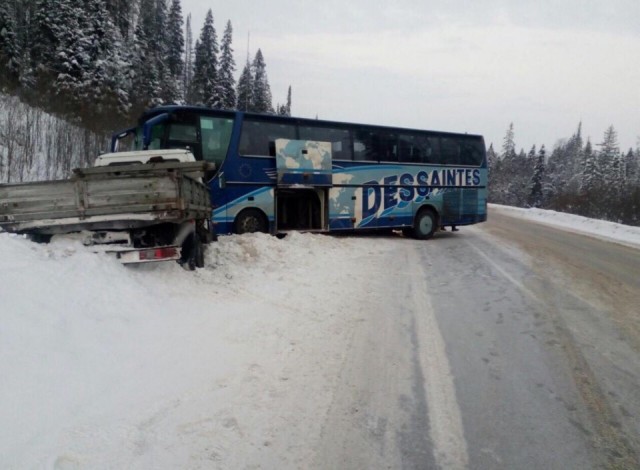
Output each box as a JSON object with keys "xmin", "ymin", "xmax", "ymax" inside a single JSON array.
[
  {"xmin": 0, "ymin": 231, "xmax": 389, "ymax": 468},
  {"xmin": 490, "ymin": 204, "xmax": 640, "ymax": 249}
]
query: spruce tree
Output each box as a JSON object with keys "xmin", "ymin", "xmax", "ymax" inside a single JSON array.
[
  {"xmin": 183, "ymin": 14, "xmax": 194, "ymax": 103},
  {"xmin": 501, "ymin": 122, "xmax": 516, "ymax": 161},
  {"xmin": 529, "ymin": 145, "xmax": 546, "ymax": 208},
  {"xmin": 0, "ymin": 1, "xmax": 20, "ymax": 91},
  {"xmin": 192, "ymin": 9, "xmax": 219, "ymax": 107},
  {"xmin": 236, "ymin": 60, "xmax": 253, "ymax": 111},
  {"xmin": 105, "ymin": 0, "xmax": 134, "ymax": 40},
  {"xmin": 580, "ymin": 139, "xmax": 599, "ymax": 194},
  {"xmin": 251, "ymin": 49, "xmax": 273, "ymax": 113},
  {"xmin": 31, "ymin": 0, "xmax": 86, "ymax": 109},
  {"xmin": 80, "ymin": 0, "xmax": 131, "ymax": 125},
  {"xmin": 165, "ymin": 0, "xmax": 185, "ymax": 103},
  {"xmin": 286, "ymin": 85, "xmax": 292, "ymax": 115},
  {"xmin": 131, "ymin": 0, "xmax": 163, "ymax": 113},
  {"xmin": 598, "ymin": 125, "xmax": 620, "ymax": 194},
  {"xmin": 153, "ymin": 0, "xmax": 172, "ymax": 104},
  {"xmin": 218, "ymin": 20, "xmax": 236, "ymax": 109}
]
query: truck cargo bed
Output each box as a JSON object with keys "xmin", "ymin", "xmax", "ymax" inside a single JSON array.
[{"xmin": 0, "ymin": 162, "xmax": 213, "ymax": 235}]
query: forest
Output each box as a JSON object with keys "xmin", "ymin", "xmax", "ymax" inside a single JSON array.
[
  {"xmin": 489, "ymin": 123, "xmax": 640, "ymax": 225},
  {"xmin": 1, "ymin": 1, "xmax": 638, "ymax": 225},
  {"xmin": 0, "ymin": 0, "xmax": 290, "ymax": 132}
]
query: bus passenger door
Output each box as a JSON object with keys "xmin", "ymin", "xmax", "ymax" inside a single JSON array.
[{"xmin": 274, "ymin": 139, "xmax": 332, "ymax": 231}]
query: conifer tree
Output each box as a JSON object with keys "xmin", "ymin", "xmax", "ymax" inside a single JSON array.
[
  {"xmin": 624, "ymin": 148, "xmax": 639, "ymax": 184},
  {"xmin": 31, "ymin": 0, "xmax": 85, "ymax": 108},
  {"xmin": 165, "ymin": 0, "xmax": 185, "ymax": 103},
  {"xmin": 501, "ymin": 122, "xmax": 516, "ymax": 161},
  {"xmin": 285, "ymin": 85, "xmax": 292, "ymax": 115},
  {"xmin": 580, "ymin": 139, "xmax": 599, "ymax": 194},
  {"xmin": 183, "ymin": 13, "xmax": 194, "ymax": 103},
  {"xmin": 130, "ymin": 0, "xmax": 163, "ymax": 113},
  {"xmin": 251, "ymin": 49, "xmax": 273, "ymax": 113},
  {"xmin": 529, "ymin": 145, "xmax": 546, "ymax": 207},
  {"xmin": 0, "ymin": 1, "xmax": 20, "ymax": 91},
  {"xmin": 218, "ymin": 20, "xmax": 236, "ymax": 109},
  {"xmin": 598, "ymin": 125, "xmax": 620, "ymax": 194},
  {"xmin": 105, "ymin": 0, "xmax": 134, "ymax": 40},
  {"xmin": 236, "ymin": 59, "xmax": 253, "ymax": 111},
  {"xmin": 81, "ymin": 0, "xmax": 131, "ymax": 124},
  {"xmin": 192, "ymin": 9, "xmax": 219, "ymax": 107},
  {"xmin": 486, "ymin": 143, "xmax": 497, "ymax": 182},
  {"xmin": 152, "ymin": 0, "xmax": 172, "ymax": 104}
]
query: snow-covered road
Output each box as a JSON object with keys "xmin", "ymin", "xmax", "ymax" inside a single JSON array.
[{"xmin": 1, "ymin": 207, "xmax": 639, "ymax": 469}]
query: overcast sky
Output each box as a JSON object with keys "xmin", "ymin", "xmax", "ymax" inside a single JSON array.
[{"xmin": 182, "ymin": 0, "xmax": 639, "ymax": 152}]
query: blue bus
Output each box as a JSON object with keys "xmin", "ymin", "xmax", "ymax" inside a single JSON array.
[{"xmin": 111, "ymin": 105, "xmax": 487, "ymax": 239}]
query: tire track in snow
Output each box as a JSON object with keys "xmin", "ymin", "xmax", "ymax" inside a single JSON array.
[{"xmin": 412, "ymin": 245, "xmax": 469, "ymax": 470}]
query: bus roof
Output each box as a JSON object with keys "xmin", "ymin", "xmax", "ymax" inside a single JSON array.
[{"xmin": 140, "ymin": 105, "xmax": 484, "ymax": 140}]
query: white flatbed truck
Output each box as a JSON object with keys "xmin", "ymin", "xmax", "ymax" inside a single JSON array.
[{"xmin": 0, "ymin": 149, "xmax": 214, "ymax": 268}]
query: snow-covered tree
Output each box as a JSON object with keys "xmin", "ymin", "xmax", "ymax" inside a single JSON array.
[
  {"xmin": 192, "ymin": 9, "xmax": 219, "ymax": 107},
  {"xmin": 105, "ymin": 0, "xmax": 134, "ymax": 40},
  {"xmin": 529, "ymin": 145, "xmax": 546, "ymax": 207},
  {"xmin": 130, "ymin": 0, "xmax": 163, "ymax": 113},
  {"xmin": 183, "ymin": 13, "xmax": 194, "ymax": 103},
  {"xmin": 580, "ymin": 139, "xmax": 599, "ymax": 194},
  {"xmin": 276, "ymin": 85, "xmax": 292, "ymax": 116},
  {"xmin": 165, "ymin": 0, "xmax": 184, "ymax": 103},
  {"xmin": 0, "ymin": 1, "xmax": 20, "ymax": 91},
  {"xmin": 251, "ymin": 49, "xmax": 273, "ymax": 113},
  {"xmin": 236, "ymin": 59, "xmax": 253, "ymax": 111},
  {"xmin": 501, "ymin": 122, "xmax": 516, "ymax": 161},
  {"xmin": 218, "ymin": 20, "xmax": 236, "ymax": 109}
]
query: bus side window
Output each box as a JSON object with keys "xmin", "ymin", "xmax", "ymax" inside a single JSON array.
[
  {"xmin": 375, "ymin": 132, "xmax": 398, "ymax": 162},
  {"xmin": 440, "ymin": 137, "xmax": 460, "ymax": 165},
  {"xmin": 352, "ymin": 129, "xmax": 377, "ymax": 161},
  {"xmin": 398, "ymin": 134, "xmax": 418, "ymax": 163},
  {"xmin": 299, "ymin": 125, "xmax": 352, "ymax": 160},
  {"xmin": 459, "ymin": 138, "xmax": 484, "ymax": 166},
  {"xmin": 239, "ymin": 119, "xmax": 296, "ymax": 156},
  {"xmin": 425, "ymin": 136, "xmax": 441, "ymax": 164}
]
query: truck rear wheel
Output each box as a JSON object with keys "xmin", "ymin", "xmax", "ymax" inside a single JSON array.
[
  {"xmin": 194, "ymin": 236, "xmax": 205, "ymax": 268},
  {"xmin": 180, "ymin": 232, "xmax": 205, "ymax": 270}
]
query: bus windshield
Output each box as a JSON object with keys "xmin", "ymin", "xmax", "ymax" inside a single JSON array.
[
  {"xmin": 124, "ymin": 114, "xmax": 234, "ymax": 167},
  {"xmin": 200, "ymin": 116, "xmax": 234, "ymax": 168}
]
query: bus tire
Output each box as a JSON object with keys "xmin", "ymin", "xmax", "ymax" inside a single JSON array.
[
  {"xmin": 235, "ymin": 209, "xmax": 268, "ymax": 234},
  {"xmin": 413, "ymin": 208, "xmax": 437, "ymax": 240}
]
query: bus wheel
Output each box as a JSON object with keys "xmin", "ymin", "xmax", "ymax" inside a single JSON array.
[
  {"xmin": 235, "ymin": 209, "xmax": 268, "ymax": 234},
  {"xmin": 413, "ymin": 209, "xmax": 437, "ymax": 240}
]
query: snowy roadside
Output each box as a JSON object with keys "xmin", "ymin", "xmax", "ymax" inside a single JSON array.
[
  {"xmin": 489, "ymin": 204, "xmax": 640, "ymax": 249},
  {"xmin": 2, "ymin": 204, "xmax": 640, "ymax": 468},
  {"xmin": 0, "ymin": 230, "xmax": 395, "ymax": 468}
]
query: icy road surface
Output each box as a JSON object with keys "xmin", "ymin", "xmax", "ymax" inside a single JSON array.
[{"xmin": 1, "ymin": 207, "xmax": 639, "ymax": 469}]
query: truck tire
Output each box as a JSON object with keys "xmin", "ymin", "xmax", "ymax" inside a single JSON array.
[
  {"xmin": 194, "ymin": 236, "xmax": 205, "ymax": 268},
  {"xmin": 180, "ymin": 232, "xmax": 204, "ymax": 270},
  {"xmin": 413, "ymin": 208, "xmax": 437, "ymax": 240},
  {"xmin": 235, "ymin": 209, "xmax": 268, "ymax": 234}
]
